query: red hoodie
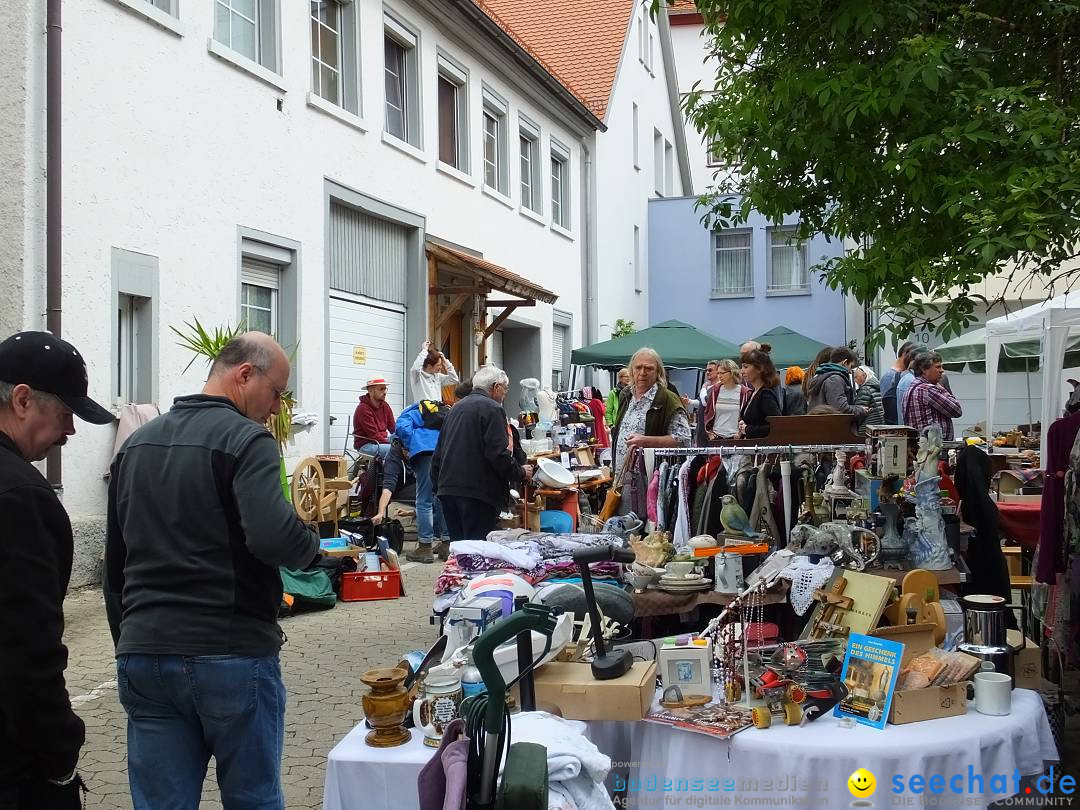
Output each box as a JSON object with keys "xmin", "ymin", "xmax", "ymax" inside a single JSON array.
[{"xmin": 353, "ymin": 394, "xmax": 395, "ymax": 448}]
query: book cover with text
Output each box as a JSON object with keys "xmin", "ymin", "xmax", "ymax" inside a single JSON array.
[{"xmin": 834, "ymin": 633, "xmax": 903, "ymax": 729}]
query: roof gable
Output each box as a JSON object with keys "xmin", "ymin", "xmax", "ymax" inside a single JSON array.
[{"xmin": 474, "ymin": 0, "xmax": 635, "ymax": 121}]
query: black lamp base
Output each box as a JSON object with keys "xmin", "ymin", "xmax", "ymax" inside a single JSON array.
[{"xmin": 591, "ymin": 648, "xmax": 633, "ymax": 681}]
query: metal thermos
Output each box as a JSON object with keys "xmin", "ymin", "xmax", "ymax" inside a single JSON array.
[{"xmin": 957, "ymin": 595, "xmax": 1013, "ymax": 679}]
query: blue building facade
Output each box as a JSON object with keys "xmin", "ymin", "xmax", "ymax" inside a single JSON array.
[{"xmin": 647, "ymin": 196, "xmax": 849, "ymax": 352}]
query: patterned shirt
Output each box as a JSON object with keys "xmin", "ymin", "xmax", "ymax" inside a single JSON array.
[
  {"xmin": 614, "ymin": 384, "xmax": 692, "ymax": 469},
  {"xmin": 902, "ymin": 377, "xmax": 962, "ymax": 440}
]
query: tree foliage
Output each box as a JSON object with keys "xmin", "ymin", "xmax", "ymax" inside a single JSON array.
[
  {"xmin": 612, "ymin": 318, "xmax": 637, "ymax": 338},
  {"xmin": 669, "ymin": 0, "xmax": 1080, "ymax": 346}
]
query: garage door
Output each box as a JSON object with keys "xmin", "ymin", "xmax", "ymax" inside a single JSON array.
[{"xmin": 328, "ymin": 294, "xmax": 405, "ymax": 453}]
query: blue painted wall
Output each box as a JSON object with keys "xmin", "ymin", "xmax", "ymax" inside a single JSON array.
[{"xmin": 647, "ymin": 196, "xmax": 849, "ymax": 351}]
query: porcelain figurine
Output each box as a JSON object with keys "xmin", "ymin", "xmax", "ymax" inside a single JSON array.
[{"xmin": 904, "ymin": 426, "xmax": 952, "ymax": 570}]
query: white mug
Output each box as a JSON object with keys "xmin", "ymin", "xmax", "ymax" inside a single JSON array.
[{"xmin": 974, "ymin": 672, "xmax": 1011, "ymax": 716}]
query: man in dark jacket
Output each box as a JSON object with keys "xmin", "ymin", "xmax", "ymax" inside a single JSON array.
[
  {"xmin": 431, "ymin": 366, "xmax": 532, "ymax": 541},
  {"xmin": 0, "ymin": 331, "xmax": 115, "ymax": 809},
  {"xmin": 104, "ymin": 332, "xmax": 319, "ymax": 810},
  {"xmin": 807, "ymin": 347, "xmax": 868, "ymax": 419}
]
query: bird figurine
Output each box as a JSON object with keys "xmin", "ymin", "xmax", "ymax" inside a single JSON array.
[{"xmin": 720, "ymin": 495, "xmax": 761, "ymax": 538}]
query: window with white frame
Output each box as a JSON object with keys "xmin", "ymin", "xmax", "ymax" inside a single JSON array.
[
  {"xmin": 519, "ymin": 119, "xmax": 542, "ymax": 213},
  {"xmin": 384, "ymin": 13, "xmax": 421, "ymax": 147},
  {"xmin": 664, "ymin": 140, "xmax": 674, "ymax": 196},
  {"xmin": 112, "ymin": 248, "xmax": 159, "ymax": 406},
  {"xmin": 311, "ymin": 1, "xmax": 360, "ymax": 114},
  {"xmin": 550, "ymin": 141, "xmax": 570, "ymax": 230},
  {"xmin": 214, "ymin": 0, "xmax": 279, "ymax": 72},
  {"xmin": 437, "ymin": 53, "xmax": 469, "ymax": 171},
  {"xmin": 551, "ymin": 317, "xmax": 570, "ymax": 389},
  {"xmin": 482, "ymin": 89, "xmax": 509, "ymax": 195},
  {"xmin": 633, "ymin": 225, "xmax": 642, "ymax": 293},
  {"xmin": 712, "ymin": 231, "xmax": 753, "ymax": 297},
  {"xmin": 653, "ymin": 129, "xmax": 664, "ymax": 196},
  {"xmin": 241, "ymin": 258, "xmax": 281, "ymax": 336},
  {"xmin": 768, "ymin": 229, "xmax": 809, "ymax": 293},
  {"xmin": 632, "ymin": 103, "xmax": 640, "ymax": 169},
  {"xmin": 647, "ymin": 32, "xmax": 655, "ymax": 74}
]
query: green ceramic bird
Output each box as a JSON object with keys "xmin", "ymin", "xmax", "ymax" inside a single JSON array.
[{"xmin": 720, "ymin": 495, "xmax": 760, "ymax": 538}]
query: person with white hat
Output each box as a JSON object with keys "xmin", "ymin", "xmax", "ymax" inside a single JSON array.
[{"xmin": 352, "ymin": 377, "xmax": 396, "ymax": 459}]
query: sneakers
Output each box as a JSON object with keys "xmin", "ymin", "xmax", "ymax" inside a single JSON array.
[
  {"xmin": 405, "ymin": 545, "xmax": 435, "ymax": 564},
  {"xmin": 433, "ymin": 539, "xmax": 451, "ymax": 561}
]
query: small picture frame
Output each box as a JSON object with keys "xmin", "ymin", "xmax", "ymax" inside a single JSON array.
[{"xmin": 574, "ymin": 446, "xmax": 595, "ymax": 468}]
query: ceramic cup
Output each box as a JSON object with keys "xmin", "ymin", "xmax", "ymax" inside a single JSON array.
[
  {"xmin": 666, "ymin": 561, "xmax": 696, "ymax": 578},
  {"xmin": 974, "ymin": 671, "xmax": 1012, "ymax": 716}
]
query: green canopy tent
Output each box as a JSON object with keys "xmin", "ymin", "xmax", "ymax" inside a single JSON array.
[
  {"xmin": 753, "ymin": 325, "xmax": 829, "ymax": 368},
  {"xmin": 570, "ymin": 319, "xmax": 741, "ymax": 370}
]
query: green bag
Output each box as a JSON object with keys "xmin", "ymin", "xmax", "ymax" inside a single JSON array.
[
  {"xmin": 496, "ymin": 742, "xmax": 548, "ymax": 810},
  {"xmin": 279, "ymin": 568, "xmax": 337, "ymax": 609}
]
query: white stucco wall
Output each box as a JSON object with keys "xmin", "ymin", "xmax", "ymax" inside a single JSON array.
[
  {"xmin": 0, "ymin": 0, "xmax": 46, "ymax": 337},
  {"xmin": 668, "ymin": 19, "xmax": 717, "ymax": 195},
  {"xmin": 593, "ymin": 9, "xmax": 686, "ymax": 339},
  {"xmin": 3, "ymin": 0, "xmax": 595, "ymax": 581}
]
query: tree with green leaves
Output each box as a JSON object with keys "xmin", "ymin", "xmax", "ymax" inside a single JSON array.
[
  {"xmin": 672, "ymin": 0, "xmax": 1080, "ymax": 347},
  {"xmin": 611, "ymin": 318, "xmax": 637, "ymax": 338}
]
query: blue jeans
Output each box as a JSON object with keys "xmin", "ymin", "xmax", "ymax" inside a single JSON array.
[
  {"xmin": 358, "ymin": 442, "xmax": 392, "ymax": 459},
  {"xmin": 117, "ymin": 653, "xmax": 286, "ymax": 810},
  {"xmin": 411, "ymin": 453, "xmax": 446, "ymax": 544}
]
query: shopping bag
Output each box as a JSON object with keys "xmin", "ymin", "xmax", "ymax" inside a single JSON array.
[{"xmin": 599, "ymin": 449, "xmax": 636, "ymax": 522}]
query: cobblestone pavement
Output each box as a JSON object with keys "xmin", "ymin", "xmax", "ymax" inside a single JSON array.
[{"xmin": 64, "ymin": 557, "xmax": 441, "ymax": 809}]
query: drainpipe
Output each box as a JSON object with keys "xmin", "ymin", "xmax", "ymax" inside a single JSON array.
[
  {"xmin": 45, "ymin": 0, "xmax": 62, "ymax": 489},
  {"xmin": 580, "ymin": 134, "xmax": 598, "ymax": 386}
]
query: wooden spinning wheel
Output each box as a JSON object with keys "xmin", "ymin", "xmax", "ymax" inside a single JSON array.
[{"xmin": 291, "ymin": 455, "xmax": 355, "ymax": 534}]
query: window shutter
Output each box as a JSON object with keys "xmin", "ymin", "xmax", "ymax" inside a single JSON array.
[
  {"xmin": 552, "ymin": 324, "xmax": 567, "ymax": 374},
  {"xmin": 241, "ymin": 258, "xmax": 281, "ymax": 290}
]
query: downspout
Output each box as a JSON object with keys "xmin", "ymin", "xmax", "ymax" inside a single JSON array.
[
  {"xmin": 580, "ymin": 134, "xmax": 598, "ymax": 387},
  {"xmin": 45, "ymin": 0, "xmax": 62, "ymax": 489}
]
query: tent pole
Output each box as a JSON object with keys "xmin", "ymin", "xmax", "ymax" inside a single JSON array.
[{"xmin": 1025, "ymin": 362, "xmax": 1033, "ymax": 429}]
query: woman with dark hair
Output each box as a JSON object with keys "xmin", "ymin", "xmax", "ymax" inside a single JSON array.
[
  {"xmin": 738, "ymin": 349, "xmax": 782, "ymax": 439},
  {"xmin": 808, "ymin": 346, "xmax": 867, "ymax": 417},
  {"xmin": 803, "ymin": 346, "xmax": 834, "ymax": 401}
]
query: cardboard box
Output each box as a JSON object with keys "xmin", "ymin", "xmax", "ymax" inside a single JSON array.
[
  {"xmin": 531, "ymin": 660, "xmax": 656, "ymax": 721},
  {"xmin": 871, "ymin": 623, "xmax": 968, "ymax": 724},
  {"xmin": 1007, "ymin": 630, "xmax": 1041, "ymax": 690}
]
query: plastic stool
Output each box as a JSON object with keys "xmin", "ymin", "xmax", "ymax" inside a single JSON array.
[{"xmin": 539, "ymin": 510, "xmax": 573, "ymax": 534}]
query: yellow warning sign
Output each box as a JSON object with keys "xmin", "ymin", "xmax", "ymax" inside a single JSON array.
[{"xmin": 352, "ymin": 346, "xmax": 367, "ymax": 365}]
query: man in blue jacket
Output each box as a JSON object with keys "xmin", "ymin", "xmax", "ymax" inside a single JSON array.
[{"xmin": 399, "ymin": 400, "xmax": 449, "ymax": 563}]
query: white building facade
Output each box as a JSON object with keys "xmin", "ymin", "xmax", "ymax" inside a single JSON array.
[{"xmin": 0, "ymin": 0, "xmax": 601, "ymax": 584}]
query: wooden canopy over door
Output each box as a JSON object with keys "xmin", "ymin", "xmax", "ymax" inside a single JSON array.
[{"xmin": 425, "ymin": 241, "xmax": 559, "ymax": 386}]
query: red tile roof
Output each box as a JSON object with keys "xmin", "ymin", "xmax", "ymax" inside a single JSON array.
[{"xmin": 473, "ymin": 0, "xmax": 635, "ymax": 121}]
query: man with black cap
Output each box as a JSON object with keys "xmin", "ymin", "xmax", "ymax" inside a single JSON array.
[{"xmin": 0, "ymin": 331, "xmax": 115, "ymax": 809}]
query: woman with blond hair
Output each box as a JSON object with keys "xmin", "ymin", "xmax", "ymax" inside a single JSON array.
[
  {"xmin": 610, "ymin": 347, "xmax": 690, "ymax": 472},
  {"xmin": 704, "ymin": 358, "xmax": 742, "ymax": 439},
  {"xmin": 604, "ymin": 366, "xmax": 630, "ymax": 427}
]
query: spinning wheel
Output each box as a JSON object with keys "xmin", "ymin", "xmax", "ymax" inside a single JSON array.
[{"xmin": 292, "ymin": 457, "xmax": 328, "ymax": 522}]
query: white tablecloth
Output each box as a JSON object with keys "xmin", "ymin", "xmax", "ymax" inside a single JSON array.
[
  {"xmin": 323, "ymin": 718, "xmax": 631, "ymax": 810},
  {"xmin": 628, "ymin": 689, "xmax": 1058, "ymax": 808}
]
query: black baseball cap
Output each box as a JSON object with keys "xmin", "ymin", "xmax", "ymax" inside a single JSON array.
[{"xmin": 0, "ymin": 331, "xmax": 115, "ymax": 424}]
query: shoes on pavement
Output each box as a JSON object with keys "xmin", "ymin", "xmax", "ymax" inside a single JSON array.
[
  {"xmin": 405, "ymin": 545, "xmax": 435, "ymax": 564},
  {"xmin": 433, "ymin": 540, "xmax": 451, "ymax": 561}
]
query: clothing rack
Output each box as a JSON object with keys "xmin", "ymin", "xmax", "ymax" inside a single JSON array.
[{"xmin": 653, "ymin": 443, "xmax": 867, "ymax": 457}]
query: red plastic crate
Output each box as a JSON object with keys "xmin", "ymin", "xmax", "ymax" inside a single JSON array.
[{"xmin": 341, "ymin": 569, "xmax": 402, "ymax": 602}]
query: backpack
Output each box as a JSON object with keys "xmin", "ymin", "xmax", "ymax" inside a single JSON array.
[
  {"xmin": 882, "ymin": 373, "xmax": 901, "ymax": 424},
  {"xmin": 418, "ymin": 399, "xmax": 449, "ymax": 430}
]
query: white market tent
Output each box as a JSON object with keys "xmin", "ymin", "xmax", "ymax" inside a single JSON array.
[{"xmin": 985, "ymin": 290, "xmax": 1080, "ymax": 453}]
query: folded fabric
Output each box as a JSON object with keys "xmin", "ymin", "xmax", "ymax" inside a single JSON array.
[
  {"xmin": 454, "ymin": 553, "xmax": 544, "ymax": 581},
  {"xmin": 418, "ymin": 717, "xmax": 469, "ymax": 810},
  {"xmin": 448, "ymin": 539, "xmax": 542, "ymax": 570},
  {"xmin": 504, "ymin": 711, "xmax": 614, "ymax": 810}
]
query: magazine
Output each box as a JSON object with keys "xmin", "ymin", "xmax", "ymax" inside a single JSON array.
[
  {"xmin": 643, "ymin": 703, "xmax": 753, "ymax": 740},
  {"xmin": 834, "ymin": 633, "xmax": 903, "ymax": 729}
]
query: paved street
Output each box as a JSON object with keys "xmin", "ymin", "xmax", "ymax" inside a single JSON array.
[{"xmin": 64, "ymin": 558, "xmax": 441, "ymax": 810}]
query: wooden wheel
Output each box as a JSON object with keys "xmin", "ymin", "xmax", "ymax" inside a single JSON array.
[
  {"xmin": 751, "ymin": 706, "xmax": 772, "ymax": 729},
  {"xmin": 783, "ymin": 701, "xmax": 803, "ymax": 725},
  {"xmin": 292, "ymin": 457, "xmax": 326, "ymax": 522}
]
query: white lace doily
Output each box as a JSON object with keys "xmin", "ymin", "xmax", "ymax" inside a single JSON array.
[{"xmin": 780, "ymin": 556, "xmax": 835, "ymax": 616}]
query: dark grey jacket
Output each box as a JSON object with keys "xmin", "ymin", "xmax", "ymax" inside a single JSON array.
[{"xmin": 104, "ymin": 395, "xmax": 319, "ymax": 657}]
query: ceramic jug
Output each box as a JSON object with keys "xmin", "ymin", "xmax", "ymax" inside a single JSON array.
[{"xmin": 412, "ymin": 661, "xmax": 463, "ymax": 747}]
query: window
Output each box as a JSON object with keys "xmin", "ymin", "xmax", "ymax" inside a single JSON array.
[
  {"xmin": 214, "ymin": 0, "xmax": 279, "ymax": 72},
  {"xmin": 111, "ymin": 248, "xmax": 159, "ymax": 406},
  {"xmin": 550, "ymin": 141, "xmax": 570, "ymax": 229},
  {"xmin": 664, "ymin": 140, "xmax": 674, "ymax": 196},
  {"xmin": 768, "ymin": 229, "xmax": 810, "ymax": 294},
  {"xmin": 552, "ymin": 317, "xmax": 571, "ymax": 390},
  {"xmin": 712, "ymin": 231, "xmax": 753, "ymax": 297},
  {"xmin": 632, "ymin": 103, "xmax": 640, "ymax": 169},
  {"xmin": 384, "ymin": 13, "xmax": 421, "ymax": 147},
  {"xmin": 647, "ymin": 32, "xmax": 655, "ymax": 74},
  {"xmin": 437, "ymin": 53, "xmax": 469, "ymax": 171},
  {"xmin": 633, "ymin": 225, "xmax": 642, "ymax": 293},
  {"xmin": 706, "ymin": 142, "xmax": 723, "ymax": 167},
  {"xmin": 241, "ymin": 259, "xmax": 280, "ymax": 335},
  {"xmin": 519, "ymin": 119, "xmax": 542, "ymax": 213},
  {"xmin": 637, "ymin": 11, "xmax": 644, "ymax": 62},
  {"xmin": 311, "ymin": 2, "xmax": 342, "ymax": 105},
  {"xmin": 482, "ymin": 89, "xmax": 509, "ymax": 195},
  {"xmin": 653, "ymin": 129, "xmax": 664, "ymax": 196}
]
